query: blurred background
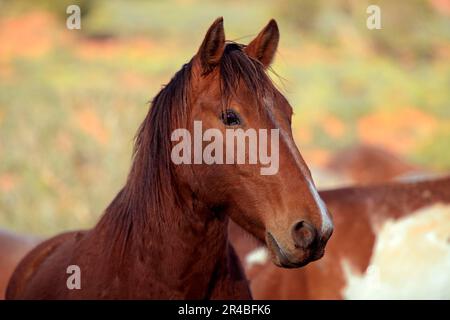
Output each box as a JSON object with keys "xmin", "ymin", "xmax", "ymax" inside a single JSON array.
[{"xmin": 0, "ymin": 0, "xmax": 449, "ymax": 246}]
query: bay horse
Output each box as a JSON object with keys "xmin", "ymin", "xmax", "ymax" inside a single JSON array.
[
  {"xmin": 0, "ymin": 229, "xmax": 40, "ymax": 299},
  {"xmin": 232, "ymin": 176, "xmax": 450, "ymax": 299},
  {"xmin": 6, "ymin": 18, "xmax": 333, "ymax": 299}
]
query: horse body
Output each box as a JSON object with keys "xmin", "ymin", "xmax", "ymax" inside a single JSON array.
[
  {"xmin": 238, "ymin": 176, "xmax": 450, "ymax": 299},
  {"xmin": 7, "ymin": 18, "xmax": 333, "ymax": 299},
  {"xmin": 8, "ymin": 216, "xmax": 249, "ymax": 299},
  {"xmin": 326, "ymin": 145, "xmax": 421, "ymax": 185},
  {"xmin": 0, "ymin": 230, "xmax": 40, "ymax": 299}
]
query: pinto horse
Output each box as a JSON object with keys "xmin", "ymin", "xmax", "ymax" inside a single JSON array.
[
  {"xmin": 325, "ymin": 145, "xmax": 422, "ymax": 185},
  {"xmin": 6, "ymin": 18, "xmax": 333, "ymax": 299},
  {"xmin": 232, "ymin": 176, "xmax": 450, "ymax": 299}
]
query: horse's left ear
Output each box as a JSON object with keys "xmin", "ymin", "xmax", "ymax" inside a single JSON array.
[
  {"xmin": 196, "ymin": 17, "xmax": 226, "ymax": 74},
  {"xmin": 245, "ymin": 19, "xmax": 279, "ymax": 68}
]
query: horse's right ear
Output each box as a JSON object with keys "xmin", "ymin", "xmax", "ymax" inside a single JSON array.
[
  {"xmin": 196, "ymin": 17, "xmax": 225, "ymax": 74},
  {"xmin": 245, "ymin": 19, "xmax": 279, "ymax": 68}
]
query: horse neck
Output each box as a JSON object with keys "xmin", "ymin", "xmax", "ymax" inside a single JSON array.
[{"xmin": 94, "ymin": 182, "xmax": 231, "ymax": 298}]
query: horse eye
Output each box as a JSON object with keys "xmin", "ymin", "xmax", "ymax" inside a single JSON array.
[{"xmin": 221, "ymin": 110, "xmax": 241, "ymax": 126}]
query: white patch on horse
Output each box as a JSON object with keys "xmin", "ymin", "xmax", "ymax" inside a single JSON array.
[
  {"xmin": 307, "ymin": 180, "xmax": 333, "ymax": 234},
  {"xmin": 344, "ymin": 205, "xmax": 450, "ymax": 299},
  {"xmin": 245, "ymin": 247, "xmax": 269, "ymax": 268},
  {"xmin": 366, "ymin": 198, "xmax": 387, "ymax": 234},
  {"xmin": 263, "ymin": 97, "xmax": 333, "ymax": 234}
]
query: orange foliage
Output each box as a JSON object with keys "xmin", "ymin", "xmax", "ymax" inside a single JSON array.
[
  {"xmin": 75, "ymin": 38, "xmax": 123, "ymax": 60},
  {"xmin": 75, "ymin": 37, "xmax": 156, "ymax": 60},
  {"xmin": 321, "ymin": 114, "xmax": 346, "ymax": 139},
  {"xmin": 119, "ymin": 71, "xmax": 149, "ymax": 89},
  {"xmin": 55, "ymin": 131, "xmax": 74, "ymax": 153},
  {"xmin": 74, "ymin": 108, "xmax": 109, "ymax": 145},
  {"xmin": 357, "ymin": 107, "xmax": 437, "ymax": 155},
  {"xmin": 293, "ymin": 126, "xmax": 312, "ymax": 144},
  {"xmin": 430, "ymin": 0, "xmax": 450, "ymax": 15},
  {"xmin": 301, "ymin": 148, "xmax": 331, "ymax": 167},
  {"xmin": 0, "ymin": 173, "xmax": 18, "ymax": 192},
  {"xmin": 0, "ymin": 12, "xmax": 58, "ymax": 60}
]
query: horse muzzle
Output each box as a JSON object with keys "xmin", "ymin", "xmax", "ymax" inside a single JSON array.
[{"xmin": 266, "ymin": 220, "xmax": 331, "ymax": 268}]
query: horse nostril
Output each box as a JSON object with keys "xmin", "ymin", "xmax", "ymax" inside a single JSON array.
[{"xmin": 291, "ymin": 220, "xmax": 317, "ymax": 249}]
